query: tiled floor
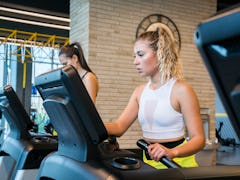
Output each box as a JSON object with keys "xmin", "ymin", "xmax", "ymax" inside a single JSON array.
[
  {"xmin": 216, "ymin": 145, "xmax": 240, "ymax": 165},
  {"xmin": 195, "ymin": 144, "xmax": 240, "ymax": 167}
]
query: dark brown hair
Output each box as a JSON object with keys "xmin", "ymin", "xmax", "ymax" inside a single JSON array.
[{"xmin": 59, "ymin": 42, "xmax": 93, "ymax": 73}]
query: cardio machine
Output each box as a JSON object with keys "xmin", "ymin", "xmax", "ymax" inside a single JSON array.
[
  {"xmin": 35, "ymin": 65, "xmax": 184, "ymax": 180},
  {"xmin": 34, "ymin": 4, "xmax": 240, "ymax": 180},
  {"xmin": 0, "ymin": 85, "xmax": 57, "ymax": 180},
  {"xmin": 35, "ymin": 54, "xmax": 240, "ymax": 180}
]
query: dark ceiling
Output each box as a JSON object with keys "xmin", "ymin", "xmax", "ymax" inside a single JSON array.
[
  {"xmin": 0, "ymin": 0, "xmax": 239, "ymax": 37},
  {"xmin": 0, "ymin": 0, "xmax": 69, "ymax": 16},
  {"xmin": 217, "ymin": 0, "xmax": 240, "ymax": 11},
  {"xmin": 0, "ymin": 0, "xmax": 69, "ymax": 37},
  {"xmin": 1, "ymin": 0, "xmax": 239, "ymax": 14}
]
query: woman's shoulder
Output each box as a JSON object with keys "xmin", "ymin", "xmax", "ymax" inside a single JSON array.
[
  {"xmin": 83, "ymin": 71, "xmax": 97, "ymax": 81},
  {"xmin": 133, "ymin": 83, "xmax": 148, "ymax": 97},
  {"xmin": 174, "ymin": 79, "xmax": 192, "ymax": 90},
  {"xmin": 135, "ymin": 83, "xmax": 148, "ymax": 91},
  {"xmin": 82, "ymin": 72, "xmax": 99, "ymax": 91},
  {"xmin": 173, "ymin": 79, "xmax": 196, "ymax": 97}
]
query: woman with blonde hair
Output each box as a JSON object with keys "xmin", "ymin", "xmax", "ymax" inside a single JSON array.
[{"xmin": 105, "ymin": 25, "xmax": 205, "ymax": 169}]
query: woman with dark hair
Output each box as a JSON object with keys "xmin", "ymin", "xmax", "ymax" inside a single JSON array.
[
  {"xmin": 105, "ymin": 25, "xmax": 205, "ymax": 168},
  {"xmin": 59, "ymin": 42, "xmax": 99, "ymax": 103}
]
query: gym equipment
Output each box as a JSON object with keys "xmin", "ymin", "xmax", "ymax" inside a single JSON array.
[
  {"xmin": 35, "ymin": 65, "xmax": 184, "ymax": 180},
  {"xmin": 195, "ymin": 5, "xmax": 240, "ymax": 140},
  {"xmin": 0, "ymin": 85, "xmax": 57, "ymax": 180},
  {"xmin": 35, "ymin": 62, "xmax": 240, "ymax": 179}
]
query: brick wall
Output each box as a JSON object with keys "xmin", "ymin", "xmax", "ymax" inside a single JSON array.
[
  {"xmin": 70, "ymin": 0, "xmax": 89, "ymax": 55},
  {"xmin": 70, "ymin": 0, "xmax": 217, "ymax": 148}
]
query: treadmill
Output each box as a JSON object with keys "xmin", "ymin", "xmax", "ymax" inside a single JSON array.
[
  {"xmin": 35, "ymin": 65, "xmax": 185, "ymax": 180},
  {"xmin": 33, "ymin": 4, "xmax": 240, "ymax": 180},
  {"xmin": 35, "ymin": 41, "xmax": 240, "ymax": 180},
  {"xmin": 0, "ymin": 85, "xmax": 57, "ymax": 180}
]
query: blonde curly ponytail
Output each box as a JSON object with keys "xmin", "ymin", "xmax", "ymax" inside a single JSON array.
[{"xmin": 136, "ymin": 24, "xmax": 183, "ymax": 84}]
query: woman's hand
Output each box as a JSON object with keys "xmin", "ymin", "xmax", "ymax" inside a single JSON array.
[{"xmin": 148, "ymin": 143, "xmax": 176, "ymax": 161}]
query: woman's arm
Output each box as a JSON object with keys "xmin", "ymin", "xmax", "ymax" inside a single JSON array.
[
  {"xmin": 105, "ymin": 86, "xmax": 142, "ymax": 137},
  {"xmin": 170, "ymin": 80, "xmax": 205, "ymax": 158}
]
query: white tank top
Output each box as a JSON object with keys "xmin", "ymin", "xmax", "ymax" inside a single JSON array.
[{"xmin": 138, "ymin": 78, "xmax": 185, "ymax": 140}]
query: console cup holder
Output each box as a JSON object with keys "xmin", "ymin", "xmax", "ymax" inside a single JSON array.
[{"xmin": 111, "ymin": 157, "xmax": 141, "ymax": 170}]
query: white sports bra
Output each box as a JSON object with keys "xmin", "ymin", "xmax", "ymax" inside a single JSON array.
[{"xmin": 138, "ymin": 78, "xmax": 185, "ymax": 140}]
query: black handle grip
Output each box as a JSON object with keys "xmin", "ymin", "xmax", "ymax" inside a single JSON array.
[
  {"xmin": 137, "ymin": 138, "xmax": 150, "ymax": 150},
  {"xmin": 136, "ymin": 139, "xmax": 181, "ymax": 168}
]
